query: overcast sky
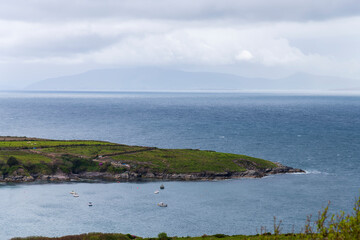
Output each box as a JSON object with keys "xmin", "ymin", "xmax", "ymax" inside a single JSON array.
[{"xmin": 1, "ymin": 0, "xmax": 360, "ymax": 88}]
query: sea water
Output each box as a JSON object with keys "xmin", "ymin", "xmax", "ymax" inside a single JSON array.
[{"xmin": 0, "ymin": 91, "xmax": 359, "ymax": 239}]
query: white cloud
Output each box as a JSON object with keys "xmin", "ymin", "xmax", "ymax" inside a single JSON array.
[
  {"xmin": 236, "ymin": 50, "xmax": 253, "ymax": 61},
  {"xmin": 0, "ymin": 1, "xmax": 360, "ymax": 85},
  {"xmin": 0, "ymin": 20, "xmax": 320, "ymax": 66},
  {"xmin": 85, "ymin": 27, "xmax": 310, "ymax": 67}
]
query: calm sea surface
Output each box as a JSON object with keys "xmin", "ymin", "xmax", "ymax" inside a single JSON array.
[{"xmin": 0, "ymin": 91, "xmax": 359, "ymax": 239}]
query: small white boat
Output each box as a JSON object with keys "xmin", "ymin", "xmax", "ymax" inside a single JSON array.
[
  {"xmin": 70, "ymin": 190, "xmax": 75, "ymax": 195},
  {"xmin": 158, "ymin": 202, "xmax": 167, "ymax": 207},
  {"xmin": 73, "ymin": 193, "xmax": 79, "ymax": 197},
  {"xmin": 154, "ymin": 190, "xmax": 159, "ymax": 194},
  {"xmin": 88, "ymin": 202, "xmax": 93, "ymax": 206}
]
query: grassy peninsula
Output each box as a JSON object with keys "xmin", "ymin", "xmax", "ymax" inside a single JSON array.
[{"xmin": 0, "ymin": 137, "xmax": 303, "ymax": 182}]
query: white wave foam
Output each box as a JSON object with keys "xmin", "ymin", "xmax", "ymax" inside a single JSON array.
[
  {"xmin": 304, "ymin": 170, "xmax": 328, "ymax": 175},
  {"xmin": 290, "ymin": 172, "xmax": 307, "ymax": 175}
]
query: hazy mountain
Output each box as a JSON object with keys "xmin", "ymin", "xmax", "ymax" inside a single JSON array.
[{"xmin": 25, "ymin": 67, "xmax": 360, "ymax": 91}]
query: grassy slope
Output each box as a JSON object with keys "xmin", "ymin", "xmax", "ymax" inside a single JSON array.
[
  {"xmin": 0, "ymin": 140, "xmax": 111, "ymax": 149},
  {"xmin": 0, "ymin": 139, "xmax": 277, "ymax": 175},
  {"xmin": 0, "ymin": 151, "xmax": 52, "ymax": 164},
  {"xmin": 39, "ymin": 145, "xmax": 149, "ymax": 158},
  {"xmin": 110, "ymin": 149, "xmax": 274, "ymax": 173}
]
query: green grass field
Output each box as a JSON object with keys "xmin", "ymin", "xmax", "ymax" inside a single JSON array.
[
  {"xmin": 38, "ymin": 145, "xmax": 149, "ymax": 158},
  {"xmin": 0, "ymin": 137, "xmax": 279, "ymax": 177},
  {"xmin": 0, "ymin": 151, "xmax": 52, "ymax": 164},
  {"xmin": 111, "ymin": 149, "xmax": 276, "ymax": 173},
  {"xmin": 0, "ymin": 140, "xmax": 112, "ymax": 149}
]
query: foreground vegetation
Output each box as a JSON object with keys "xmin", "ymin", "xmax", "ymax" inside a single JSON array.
[
  {"xmin": 10, "ymin": 195, "xmax": 360, "ymax": 239},
  {"xmin": 0, "ymin": 136, "xmax": 288, "ymax": 182}
]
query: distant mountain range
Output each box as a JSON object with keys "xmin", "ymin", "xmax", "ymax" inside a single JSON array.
[{"xmin": 25, "ymin": 67, "xmax": 360, "ymax": 91}]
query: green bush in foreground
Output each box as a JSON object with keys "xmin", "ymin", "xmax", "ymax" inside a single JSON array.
[
  {"xmin": 11, "ymin": 195, "xmax": 360, "ymax": 240},
  {"xmin": 157, "ymin": 233, "xmax": 169, "ymax": 240}
]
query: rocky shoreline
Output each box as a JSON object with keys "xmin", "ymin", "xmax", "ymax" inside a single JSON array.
[{"xmin": 0, "ymin": 162, "xmax": 305, "ymax": 183}]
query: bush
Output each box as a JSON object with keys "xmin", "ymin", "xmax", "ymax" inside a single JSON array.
[
  {"xmin": 60, "ymin": 154, "xmax": 97, "ymax": 174},
  {"xmin": 158, "ymin": 232, "xmax": 169, "ymax": 240},
  {"xmin": 107, "ymin": 165, "xmax": 126, "ymax": 174},
  {"xmin": 0, "ymin": 164, "xmax": 9, "ymax": 175},
  {"xmin": 98, "ymin": 162, "xmax": 111, "ymax": 172},
  {"xmin": 125, "ymin": 234, "xmax": 136, "ymax": 239},
  {"xmin": 7, "ymin": 156, "xmax": 19, "ymax": 167},
  {"xmin": 312, "ymin": 196, "xmax": 360, "ymax": 239},
  {"xmin": 22, "ymin": 162, "xmax": 52, "ymax": 175},
  {"xmin": 213, "ymin": 234, "xmax": 228, "ymax": 238}
]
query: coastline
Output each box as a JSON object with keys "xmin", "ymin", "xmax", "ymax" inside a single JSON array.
[
  {"xmin": 0, "ymin": 136, "xmax": 305, "ymax": 184},
  {"xmin": 0, "ymin": 162, "xmax": 304, "ymax": 183}
]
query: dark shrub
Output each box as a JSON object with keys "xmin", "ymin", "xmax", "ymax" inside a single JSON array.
[
  {"xmin": 23, "ymin": 163, "xmax": 52, "ymax": 175},
  {"xmin": 23, "ymin": 162, "xmax": 38, "ymax": 174},
  {"xmin": 108, "ymin": 165, "xmax": 126, "ymax": 174},
  {"xmin": 213, "ymin": 234, "xmax": 228, "ymax": 238},
  {"xmin": 61, "ymin": 154, "xmax": 97, "ymax": 174},
  {"xmin": 59, "ymin": 165, "xmax": 71, "ymax": 174},
  {"xmin": 158, "ymin": 232, "xmax": 169, "ymax": 240},
  {"xmin": 0, "ymin": 164, "xmax": 9, "ymax": 176},
  {"xmin": 126, "ymin": 234, "xmax": 136, "ymax": 239},
  {"xmin": 7, "ymin": 156, "xmax": 19, "ymax": 167},
  {"xmin": 99, "ymin": 162, "xmax": 111, "ymax": 172}
]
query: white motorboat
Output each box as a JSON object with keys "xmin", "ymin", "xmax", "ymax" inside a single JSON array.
[
  {"xmin": 73, "ymin": 193, "xmax": 79, "ymax": 197},
  {"xmin": 88, "ymin": 202, "xmax": 93, "ymax": 206},
  {"xmin": 158, "ymin": 202, "xmax": 167, "ymax": 207},
  {"xmin": 154, "ymin": 190, "xmax": 159, "ymax": 194},
  {"xmin": 70, "ymin": 190, "xmax": 75, "ymax": 195}
]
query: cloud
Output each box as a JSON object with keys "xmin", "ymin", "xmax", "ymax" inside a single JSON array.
[
  {"xmin": 85, "ymin": 26, "xmax": 311, "ymax": 67},
  {"xmin": 236, "ymin": 50, "xmax": 254, "ymax": 61},
  {"xmin": 0, "ymin": 1, "xmax": 360, "ymax": 86},
  {"xmin": 1, "ymin": 0, "xmax": 359, "ymax": 22},
  {"xmin": 0, "ymin": 18, "xmax": 335, "ymax": 67}
]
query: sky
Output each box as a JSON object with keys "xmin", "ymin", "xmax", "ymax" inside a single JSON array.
[{"xmin": 1, "ymin": 0, "xmax": 360, "ymax": 88}]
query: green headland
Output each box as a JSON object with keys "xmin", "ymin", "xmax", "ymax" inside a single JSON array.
[{"xmin": 0, "ymin": 136, "xmax": 303, "ymax": 182}]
